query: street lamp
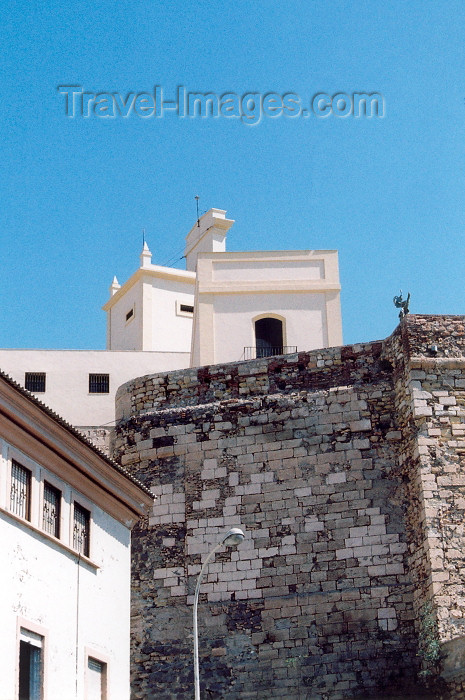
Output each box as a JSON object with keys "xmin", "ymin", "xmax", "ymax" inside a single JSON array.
[{"xmin": 193, "ymin": 527, "xmax": 245, "ymax": 700}]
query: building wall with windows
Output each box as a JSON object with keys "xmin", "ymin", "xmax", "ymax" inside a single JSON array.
[
  {"xmin": 0, "ymin": 371, "xmax": 153, "ymax": 700},
  {"xmin": 0, "ymin": 349, "xmax": 190, "ymax": 452}
]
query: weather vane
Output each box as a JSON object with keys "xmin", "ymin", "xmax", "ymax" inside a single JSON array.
[
  {"xmin": 195, "ymin": 195, "xmax": 200, "ymax": 228},
  {"xmin": 393, "ymin": 290, "xmax": 410, "ymax": 320}
]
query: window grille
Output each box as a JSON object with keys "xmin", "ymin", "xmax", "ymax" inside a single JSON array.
[
  {"xmin": 10, "ymin": 461, "xmax": 31, "ymax": 520},
  {"xmin": 25, "ymin": 372, "xmax": 46, "ymax": 393},
  {"xmin": 88, "ymin": 373, "xmax": 109, "ymax": 394},
  {"xmin": 43, "ymin": 482, "xmax": 60, "ymax": 538},
  {"xmin": 73, "ymin": 502, "xmax": 90, "ymax": 556}
]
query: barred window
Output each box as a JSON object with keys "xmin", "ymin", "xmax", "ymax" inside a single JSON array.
[
  {"xmin": 73, "ymin": 502, "xmax": 90, "ymax": 556},
  {"xmin": 25, "ymin": 372, "xmax": 46, "ymax": 393},
  {"xmin": 43, "ymin": 482, "xmax": 61, "ymax": 538},
  {"xmin": 89, "ymin": 374, "xmax": 109, "ymax": 394},
  {"xmin": 10, "ymin": 461, "xmax": 31, "ymax": 520}
]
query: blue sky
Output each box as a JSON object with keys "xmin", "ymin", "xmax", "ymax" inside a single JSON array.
[{"xmin": 1, "ymin": 0, "xmax": 464, "ymax": 350}]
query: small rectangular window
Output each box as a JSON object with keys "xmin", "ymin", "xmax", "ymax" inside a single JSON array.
[
  {"xmin": 89, "ymin": 374, "xmax": 109, "ymax": 394},
  {"xmin": 73, "ymin": 502, "xmax": 90, "ymax": 557},
  {"xmin": 19, "ymin": 628, "xmax": 43, "ymax": 700},
  {"xmin": 87, "ymin": 657, "xmax": 107, "ymax": 700},
  {"xmin": 125, "ymin": 307, "xmax": 134, "ymax": 322},
  {"xmin": 25, "ymin": 373, "xmax": 46, "ymax": 393},
  {"xmin": 43, "ymin": 482, "xmax": 61, "ymax": 538},
  {"xmin": 10, "ymin": 461, "xmax": 31, "ymax": 520},
  {"xmin": 176, "ymin": 300, "xmax": 195, "ymax": 317}
]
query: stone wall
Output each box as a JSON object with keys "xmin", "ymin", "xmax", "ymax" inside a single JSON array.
[
  {"xmin": 384, "ymin": 316, "xmax": 465, "ymax": 694},
  {"xmin": 79, "ymin": 426, "xmax": 114, "ymax": 455},
  {"xmin": 114, "ymin": 315, "xmax": 465, "ymax": 699}
]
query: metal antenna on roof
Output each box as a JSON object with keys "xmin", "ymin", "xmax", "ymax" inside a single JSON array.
[{"xmin": 195, "ymin": 195, "xmax": 200, "ymax": 227}]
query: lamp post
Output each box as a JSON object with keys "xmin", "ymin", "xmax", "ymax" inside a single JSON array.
[{"xmin": 193, "ymin": 527, "xmax": 245, "ymax": 700}]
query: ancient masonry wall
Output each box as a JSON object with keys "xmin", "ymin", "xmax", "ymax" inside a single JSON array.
[
  {"xmin": 79, "ymin": 426, "xmax": 115, "ymax": 455},
  {"xmin": 114, "ymin": 315, "xmax": 465, "ymax": 700},
  {"xmin": 385, "ymin": 316, "xmax": 465, "ymax": 697}
]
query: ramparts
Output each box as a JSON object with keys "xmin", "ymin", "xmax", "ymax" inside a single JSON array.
[{"xmin": 114, "ymin": 315, "xmax": 465, "ymax": 699}]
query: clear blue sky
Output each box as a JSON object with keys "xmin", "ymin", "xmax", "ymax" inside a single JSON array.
[{"xmin": 1, "ymin": 1, "xmax": 464, "ymax": 350}]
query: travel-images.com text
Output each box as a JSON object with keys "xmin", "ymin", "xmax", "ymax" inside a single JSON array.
[{"xmin": 58, "ymin": 86, "xmax": 385, "ymax": 124}]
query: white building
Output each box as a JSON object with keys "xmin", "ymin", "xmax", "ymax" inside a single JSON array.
[
  {"xmin": 190, "ymin": 247, "xmax": 342, "ymax": 367},
  {"xmin": 0, "ymin": 208, "xmax": 342, "ymax": 448},
  {"xmin": 0, "ymin": 370, "xmax": 153, "ymax": 700},
  {"xmin": 0, "ymin": 350, "xmax": 190, "ymax": 451},
  {"xmin": 103, "ymin": 242, "xmax": 195, "ymax": 353}
]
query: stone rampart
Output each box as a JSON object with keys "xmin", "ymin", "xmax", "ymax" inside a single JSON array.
[
  {"xmin": 384, "ymin": 316, "xmax": 465, "ymax": 696},
  {"xmin": 114, "ymin": 315, "xmax": 465, "ymax": 699}
]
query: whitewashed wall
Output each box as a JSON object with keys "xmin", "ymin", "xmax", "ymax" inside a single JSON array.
[
  {"xmin": 103, "ymin": 267, "xmax": 196, "ymax": 353},
  {"xmin": 147, "ymin": 278, "xmax": 194, "ymax": 352},
  {"xmin": 0, "ymin": 349, "xmax": 190, "ymax": 426},
  {"xmin": 212, "ymin": 292, "xmax": 328, "ymax": 363},
  {"xmin": 106, "ymin": 281, "xmax": 143, "ymax": 351},
  {"xmin": 0, "ymin": 439, "xmax": 132, "ymax": 700},
  {"xmin": 191, "ymin": 249, "xmax": 343, "ymax": 367}
]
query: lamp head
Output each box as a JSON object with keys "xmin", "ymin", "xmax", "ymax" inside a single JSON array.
[{"xmin": 222, "ymin": 527, "xmax": 245, "ymax": 547}]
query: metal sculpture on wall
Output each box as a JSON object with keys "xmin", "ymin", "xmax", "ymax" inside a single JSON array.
[{"xmin": 393, "ymin": 290, "xmax": 410, "ymax": 319}]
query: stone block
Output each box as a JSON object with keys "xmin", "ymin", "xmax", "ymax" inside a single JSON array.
[{"xmin": 350, "ymin": 419, "xmax": 372, "ymax": 432}]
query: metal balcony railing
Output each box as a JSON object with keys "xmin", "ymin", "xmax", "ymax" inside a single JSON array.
[{"xmin": 243, "ymin": 346, "xmax": 297, "ymax": 360}]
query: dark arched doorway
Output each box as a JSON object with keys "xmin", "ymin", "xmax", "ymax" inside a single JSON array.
[{"xmin": 255, "ymin": 317, "xmax": 283, "ymax": 358}]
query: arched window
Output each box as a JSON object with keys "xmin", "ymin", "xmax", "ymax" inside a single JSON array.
[{"xmin": 255, "ymin": 317, "xmax": 283, "ymax": 358}]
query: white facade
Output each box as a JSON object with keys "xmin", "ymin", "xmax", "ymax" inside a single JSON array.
[
  {"xmin": 0, "ymin": 485, "xmax": 130, "ymax": 699},
  {"xmin": 0, "ymin": 372, "xmax": 152, "ymax": 700},
  {"xmin": 104, "ymin": 208, "xmax": 342, "ymax": 369},
  {"xmin": 103, "ymin": 243, "xmax": 195, "ymax": 353},
  {"xmin": 0, "ymin": 349, "xmax": 190, "ymax": 428},
  {"xmin": 190, "ymin": 248, "xmax": 342, "ymax": 367}
]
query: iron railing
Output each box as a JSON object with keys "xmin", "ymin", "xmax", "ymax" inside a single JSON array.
[{"xmin": 243, "ymin": 346, "xmax": 297, "ymax": 360}]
